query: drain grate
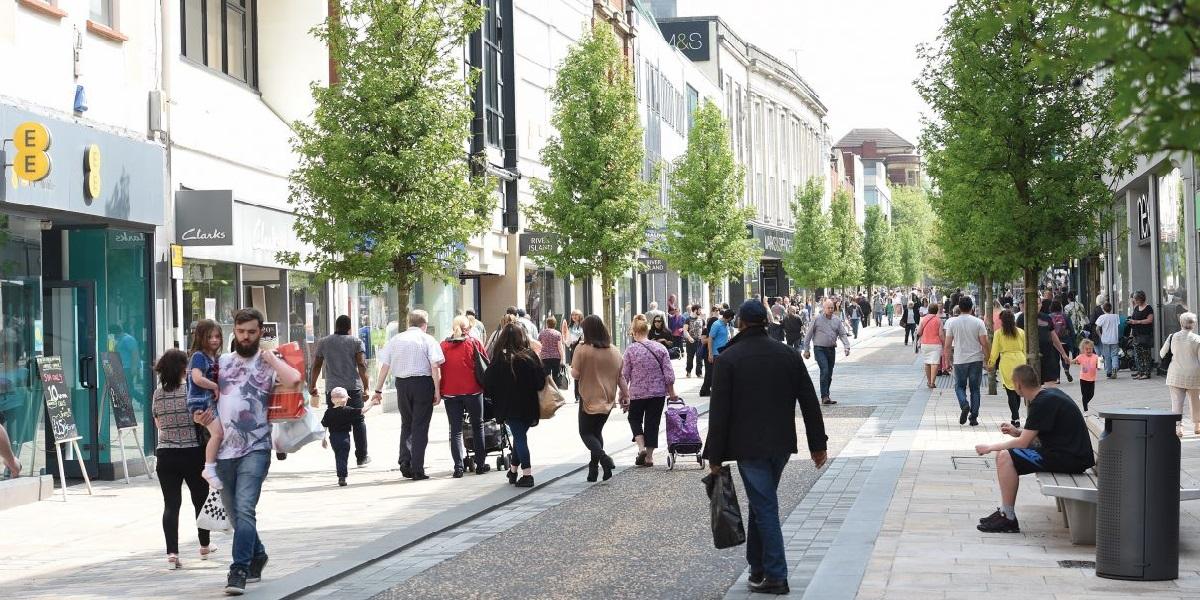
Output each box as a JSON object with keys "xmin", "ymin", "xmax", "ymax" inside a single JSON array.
[
  {"xmin": 951, "ymin": 456, "xmax": 991, "ymax": 470},
  {"xmin": 1057, "ymin": 560, "xmax": 1096, "ymax": 569}
]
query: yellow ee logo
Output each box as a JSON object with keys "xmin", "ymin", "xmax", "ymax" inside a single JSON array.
[
  {"xmin": 13, "ymin": 122, "xmax": 52, "ymax": 182},
  {"xmin": 84, "ymin": 144, "xmax": 101, "ymax": 200}
]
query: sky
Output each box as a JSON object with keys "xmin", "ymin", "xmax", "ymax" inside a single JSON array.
[{"xmin": 669, "ymin": 0, "xmax": 954, "ymax": 146}]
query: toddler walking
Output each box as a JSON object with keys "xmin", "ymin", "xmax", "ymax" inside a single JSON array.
[
  {"xmin": 1072, "ymin": 339, "xmax": 1099, "ymax": 411},
  {"xmin": 322, "ymin": 387, "xmax": 378, "ymax": 486},
  {"xmin": 188, "ymin": 319, "xmax": 225, "ymax": 490}
]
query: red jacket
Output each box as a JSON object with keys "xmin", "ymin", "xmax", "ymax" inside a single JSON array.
[{"xmin": 440, "ymin": 337, "xmax": 487, "ymax": 396}]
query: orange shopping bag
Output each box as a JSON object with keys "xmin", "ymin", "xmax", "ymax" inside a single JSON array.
[{"xmin": 267, "ymin": 342, "xmax": 308, "ymax": 422}]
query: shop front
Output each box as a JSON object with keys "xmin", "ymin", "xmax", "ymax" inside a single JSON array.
[
  {"xmin": 174, "ymin": 193, "xmax": 331, "ymax": 370},
  {"xmin": 0, "ymin": 106, "xmax": 164, "ymax": 485},
  {"xmin": 752, "ymin": 224, "xmax": 794, "ymax": 299}
]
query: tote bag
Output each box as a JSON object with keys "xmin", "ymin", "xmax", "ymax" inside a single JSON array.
[{"xmin": 538, "ymin": 376, "xmax": 567, "ymax": 419}]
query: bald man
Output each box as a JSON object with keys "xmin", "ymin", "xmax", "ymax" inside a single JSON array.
[{"xmin": 802, "ymin": 300, "xmax": 851, "ymax": 405}]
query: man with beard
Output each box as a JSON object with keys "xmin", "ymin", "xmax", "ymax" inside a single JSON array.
[{"xmin": 195, "ymin": 308, "xmax": 301, "ymax": 595}]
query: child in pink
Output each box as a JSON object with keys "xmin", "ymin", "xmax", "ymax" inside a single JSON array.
[{"xmin": 1072, "ymin": 339, "xmax": 1099, "ymax": 411}]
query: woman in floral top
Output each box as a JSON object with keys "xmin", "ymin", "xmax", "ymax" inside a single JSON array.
[
  {"xmin": 538, "ymin": 316, "xmax": 564, "ymax": 378},
  {"xmin": 621, "ymin": 315, "xmax": 678, "ymax": 467}
]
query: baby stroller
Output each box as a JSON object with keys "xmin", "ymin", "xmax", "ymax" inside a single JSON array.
[
  {"xmin": 463, "ymin": 397, "xmax": 514, "ymax": 472},
  {"xmin": 664, "ymin": 397, "xmax": 704, "ymax": 470}
]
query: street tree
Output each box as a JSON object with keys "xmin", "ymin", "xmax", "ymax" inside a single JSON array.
[
  {"xmin": 659, "ymin": 100, "xmax": 759, "ymax": 306},
  {"xmin": 783, "ymin": 178, "xmax": 833, "ymax": 295},
  {"xmin": 891, "ymin": 186, "xmax": 935, "ymax": 286},
  {"xmin": 862, "ymin": 204, "xmax": 900, "ymax": 296},
  {"xmin": 828, "ymin": 189, "xmax": 864, "ymax": 291},
  {"xmin": 1068, "ymin": 0, "xmax": 1200, "ymax": 157},
  {"xmin": 918, "ymin": 0, "xmax": 1130, "ymax": 370},
  {"xmin": 285, "ymin": 0, "xmax": 491, "ymax": 317},
  {"xmin": 528, "ymin": 24, "xmax": 657, "ymax": 328}
]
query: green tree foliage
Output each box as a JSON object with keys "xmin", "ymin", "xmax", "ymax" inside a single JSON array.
[
  {"xmin": 659, "ymin": 100, "xmax": 760, "ymax": 305},
  {"xmin": 862, "ymin": 205, "xmax": 900, "ymax": 293},
  {"xmin": 828, "ymin": 189, "xmax": 864, "ymax": 289},
  {"xmin": 918, "ymin": 0, "xmax": 1130, "ymax": 368},
  {"xmin": 890, "ymin": 186, "xmax": 935, "ymax": 286},
  {"xmin": 528, "ymin": 24, "xmax": 657, "ymax": 327},
  {"xmin": 285, "ymin": 1, "xmax": 492, "ymax": 316},
  {"xmin": 783, "ymin": 178, "xmax": 833, "ymax": 292},
  {"xmin": 1068, "ymin": 1, "xmax": 1200, "ymax": 156}
]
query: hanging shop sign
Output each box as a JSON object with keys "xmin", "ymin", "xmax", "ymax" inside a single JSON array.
[
  {"xmin": 175, "ymin": 190, "xmax": 234, "ymax": 246},
  {"xmin": 1137, "ymin": 192, "xmax": 1151, "ymax": 241},
  {"xmin": 639, "ymin": 256, "xmax": 667, "ymax": 274},
  {"xmin": 751, "ymin": 225, "xmax": 794, "ymax": 259},
  {"xmin": 658, "ymin": 20, "xmax": 711, "ymax": 62},
  {"xmin": 519, "ymin": 232, "xmax": 558, "ymax": 256}
]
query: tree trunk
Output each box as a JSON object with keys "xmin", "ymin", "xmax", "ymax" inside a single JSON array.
[
  {"xmin": 602, "ymin": 272, "xmax": 616, "ymax": 339},
  {"xmin": 1024, "ymin": 267, "xmax": 1040, "ymax": 373},
  {"xmin": 708, "ymin": 278, "xmax": 718, "ymax": 308},
  {"xmin": 983, "ymin": 275, "xmax": 997, "ymax": 395},
  {"xmin": 392, "ymin": 258, "xmax": 414, "ymax": 322}
]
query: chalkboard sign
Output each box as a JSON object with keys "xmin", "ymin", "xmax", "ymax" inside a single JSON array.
[
  {"xmin": 37, "ymin": 356, "xmax": 80, "ymax": 443},
  {"xmin": 101, "ymin": 352, "xmax": 138, "ymax": 430}
]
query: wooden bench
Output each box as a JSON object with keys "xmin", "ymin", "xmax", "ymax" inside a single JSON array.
[{"xmin": 1036, "ymin": 415, "xmax": 1200, "ymax": 545}]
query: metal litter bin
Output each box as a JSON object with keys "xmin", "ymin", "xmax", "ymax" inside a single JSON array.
[{"xmin": 1096, "ymin": 408, "xmax": 1181, "ymax": 581}]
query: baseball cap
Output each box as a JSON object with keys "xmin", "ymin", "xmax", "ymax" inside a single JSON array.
[{"xmin": 736, "ymin": 300, "xmax": 767, "ymax": 325}]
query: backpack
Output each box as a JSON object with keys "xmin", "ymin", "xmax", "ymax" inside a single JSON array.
[{"xmin": 1051, "ymin": 312, "xmax": 1070, "ymax": 339}]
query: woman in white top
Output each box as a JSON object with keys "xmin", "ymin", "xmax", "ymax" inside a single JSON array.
[{"xmin": 1161, "ymin": 312, "xmax": 1200, "ymax": 436}]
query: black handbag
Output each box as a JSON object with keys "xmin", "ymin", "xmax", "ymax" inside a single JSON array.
[
  {"xmin": 702, "ymin": 466, "xmax": 746, "ymax": 549},
  {"xmin": 471, "ymin": 340, "xmax": 489, "ymax": 387},
  {"xmin": 1159, "ymin": 332, "xmax": 1175, "ymax": 376},
  {"xmin": 553, "ymin": 365, "xmax": 569, "ymax": 389}
]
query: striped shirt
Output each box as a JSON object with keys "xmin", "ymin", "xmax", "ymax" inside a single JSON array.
[{"xmin": 378, "ymin": 327, "xmax": 445, "ymax": 378}]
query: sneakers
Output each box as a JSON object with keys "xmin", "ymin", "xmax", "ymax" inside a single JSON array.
[
  {"xmin": 200, "ymin": 544, "xmax": 217, "ymax": 561},
  {"xmin": 978, "ymin": 508, "xmax": 1003, "ymax": 523},
  {"xmin": 959, "ymin": 408, "xmax": 969, "ymax": 425},
  {"xmin": 225, "ymin": 568, "xmax": 247, "ymax": 595},
  {"xmin": 976, "ymin": 513, "xmax": 1020, "ymax": 533},
  {"xmin": 515, "ymin": 475, "xmax": 534, "ymax": 488},
  {"xmin": 821, "ymin": 397, "xmax": 837, "ymax": 405},
  {"xmin": 337, "ymin": 477, "xmax": 347, "ymax": 487},
  {"xmin": 202, "ymin": 464, "xmax": 223, "ymax": 491},
  {"xmin": 969, "ymin": 416, "xmax": 979, "ymax": 427},
  {"xmin": 749, "ymin": 578, "xmax": 790, "ymax": 595},
  {"xmin": 167, "ymin": 554, "xmax": 182, "ymax": 570},
  {"xmin": 474, "ymin": 463, "xmax": 491, "ymax": 475},
  {"xmin": 357, "ymin": 456, "xmax": 371, "ymax": 467},
  {"xmin": 453, "ymin": 468, "xmax": 464, "ymax": 478},
  {"xmin": 247, "ymin": 555, "xmax": 268, "ymax": 583},
  {"xmin": 748, "ymin": 572, "xmax": 765, "ymax": 586}
]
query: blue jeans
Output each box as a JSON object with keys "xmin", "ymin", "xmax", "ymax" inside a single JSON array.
[
  {"xmin": 813, "ymin": 346, "xmax": 836, "ymax": 399},
  {"xmin": 954, "ymin": 361, "xmax": 983, "ymax": 416},
  {"xmin": 217, "ymin": 449, "xmax": 270, "ymax": 571},
  {"xmin": 506, "ymin": 418, "xmax": 532, "ymax": 469},
  {"xmin": 850, "ymin": 318, "xmax": 860, "ymax": 338},
  {"xmin": 1100, "ymin": 342, "xmax": 1119, "ymax": 375},
  {"xmin": 738, "ymin": 454, "xmax": 790, "ymax": 582}
]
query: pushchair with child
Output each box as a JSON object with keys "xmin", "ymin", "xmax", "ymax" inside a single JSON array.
[{"xmin": 463, "ymin": 397, "xmax": 514, "ymax": 471}]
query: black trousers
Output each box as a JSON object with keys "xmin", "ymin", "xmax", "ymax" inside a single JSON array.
[
  {"xmin": 1004, "ymin": 388, "xmax": 1022, "ymax": 421},
  {"xmin": 326, "ymin": 389, "xmax": 367, "ymax": 462},
  {"xmin": 444, "ymin": 393, "xmax": 486, "ymax": 470},
  {"xmin": 543, "ymin": 357, "xmax": 562, "ymax": 379},
  {"xmin": 686, "ymin": 341, "xmax": 704, "ymax": 376},
  {"xmin": 578, "ymin": 406, "xmax": 610, "ymax": 462},
  {"xmin": 329, "ymin": 430, "xmax": 351, "ymax": 478},
  {"xmin": 156, "ymin": 446, "xmax": 211, "ymax": 555},
  {"xmin": 903, "ymin": 324, "xmax": 917, "ymax": 344},
  {"xmin": 1081, "ymin": 380, "xmax": 1094, "ymax": 410},
  {"xmin": 628, "ymin": 396, "xmax": 666, "ymax": 448},
  {"xmin": 395, "ymin": 376, "xmax": 435, "ymax": 473},
  {"xmin": 700, "ymin": 355, "xmax": 715, "ymax": 395}
]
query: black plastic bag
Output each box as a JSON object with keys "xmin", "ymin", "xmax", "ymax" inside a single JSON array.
[{"xmin": 702, "ymin": 466, "xmax": 746, "ymax": 549}]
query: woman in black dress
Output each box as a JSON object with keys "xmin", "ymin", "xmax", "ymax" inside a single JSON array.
[{"xmin": 1035, "ymin": 299, "xmax": 1071, "ymax": 386}]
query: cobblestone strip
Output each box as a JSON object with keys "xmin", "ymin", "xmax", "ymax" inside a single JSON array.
[{"xmin": 723, "ymin": 364, "xmax": 923, "ymax": 600}]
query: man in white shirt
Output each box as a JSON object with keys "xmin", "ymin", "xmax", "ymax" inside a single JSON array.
[
  {"xmin": 944, "ymin": 297, "xmax": 991, "ymax": 427},
  {"xmin": 372, "ymin": 310, "xmax": 445, "ymax": 480},
  {"xmin": 1094, "ymin": 302, "xmax": 1122, "ymax": 378}
]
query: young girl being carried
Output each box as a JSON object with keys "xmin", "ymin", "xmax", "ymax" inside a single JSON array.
[{"xmin": 188, "ymin": 319, "xmax": 225, "ymax": 490}]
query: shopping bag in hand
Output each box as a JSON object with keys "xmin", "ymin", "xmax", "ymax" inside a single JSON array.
[
  {"xmin": 271, "ymin": 406, "xmax": 326, "ymax": 453},
  {"xmin": 701, "ymin": 465, "xmax": 746, "ymax": 549},
  {"xmin": 196, "ymin": 489, "xmax": 230, "ymax": 532}
]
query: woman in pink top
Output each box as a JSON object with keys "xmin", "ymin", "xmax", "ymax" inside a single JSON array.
[
  {"xmin": 918, "ymin": 303, "xmax": 945, "ymax": 388},
  {"xmin": 538, "ymin": 316, "xmax": 565, "ymax": 379}
]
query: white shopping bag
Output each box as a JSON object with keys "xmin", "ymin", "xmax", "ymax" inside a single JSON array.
[
  {"xmin": 271, "ymin": 406, "xmax": 326, "ymax": 454},
  {"xmin": 196, "ymin": 489, "xmax": 229, "ymax": 532}
]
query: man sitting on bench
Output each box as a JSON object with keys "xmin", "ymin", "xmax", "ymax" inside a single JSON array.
[{"xmin": 974, "ymin": 364, "xmax": 1095, "ymax": 533}]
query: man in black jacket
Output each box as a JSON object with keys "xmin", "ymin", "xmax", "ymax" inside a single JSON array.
[{"xmin": 705, "ymin": 300, "xmax": 828, "ymax": 595}]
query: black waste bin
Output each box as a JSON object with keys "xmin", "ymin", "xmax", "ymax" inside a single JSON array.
[{"xmin": 1095, "ymin": 408, "xmax": 1181, "ymax": 581}]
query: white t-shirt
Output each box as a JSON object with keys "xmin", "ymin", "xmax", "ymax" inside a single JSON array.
[
  {"xmin": 378, "ymin": 327, "xmax": 445, "ymax": 378},
  {"xmin": 945, "ymin": 315, "xmax": 988, "ymax": 364},
  {"xmin": 1095, "ymin": 313, "xmax": 1121, "ymax": 345}
]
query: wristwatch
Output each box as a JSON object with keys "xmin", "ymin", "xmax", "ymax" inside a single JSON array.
[{"xmin": 374, "ymin": 389, "xmax": 383, "ymax": 395}]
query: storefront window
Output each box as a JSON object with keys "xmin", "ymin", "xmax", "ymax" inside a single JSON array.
[
  {"xmin": 0, "ymin": 213, "xmax": 44, "ymax": 479},
  {"xmin": 183, "ymin": 259, "xmax": 237, "ymax": 341},
  {"xmin": 525, "ymin": 269, "xmax": 565, "ymax": 328},
  {"xmin": 104, "ymin": 229, "xmax": 152, "ymax": 464},
  {"xmin": 242, "ymin": 266, "xmax": 286, "ymax": 337},
  {"xmin": 1113, "ymin": 201, "xmax": 1130, "ymax": 315},
  {"xmin": 1158, "ymin": 168, "xmax": 1188, "ymax": 339},
  {"xmin": 615, "ymin": 271, "xmax": 635, "ymax": 349},
  {"xmin": 645, "ymin": 272, "xmax": 668, "ymax": 310},
  {"xmin": 411, "ymin": 275, "xmax": 461, "ymax": 340}
]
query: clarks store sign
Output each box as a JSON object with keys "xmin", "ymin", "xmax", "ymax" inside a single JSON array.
[{"xmin": 175, "ymin": 190, "xmax": 234, "ymax": 246}]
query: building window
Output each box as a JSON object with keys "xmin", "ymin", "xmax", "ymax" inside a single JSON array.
[
  {"xmin": 482, "ymin": 0, "xmax": 503, "ymax": 147},
  {"xmin": 181, "ymin": 0, "xmax": 258, "ymax": 87},
  {"xmin": 90, "ymin": 0, "xmax": 113, "ymax": 25}
]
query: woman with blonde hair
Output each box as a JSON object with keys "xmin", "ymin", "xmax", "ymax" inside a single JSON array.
[
  {"xmin": 1161, "ymin": 312, "xmax": 1200, "ymax": 436},
  {"xmin": 440, "ymin": 315, "xmax": 491, "ymax": 477},
  {"xmin": 917, "ymin": 303, "xmax": 945, "ymax": 388},
  {"xmin": 621, "ymin": 315, "xmax": 678, "ymax": 467}
]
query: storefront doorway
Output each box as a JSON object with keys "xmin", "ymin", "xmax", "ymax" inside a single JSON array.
[{"xmin": 42, "ymin": 281, "xmax": 99, "ymax": 480}]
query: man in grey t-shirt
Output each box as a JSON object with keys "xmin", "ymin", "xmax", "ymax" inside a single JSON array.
[
  {"xmin": 310, "ymin": 315, "xmax": 372, "ymax": 465},
  {"xmin": 944, "ymin": 297, "xmax": 991, "ymax": 426}
]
